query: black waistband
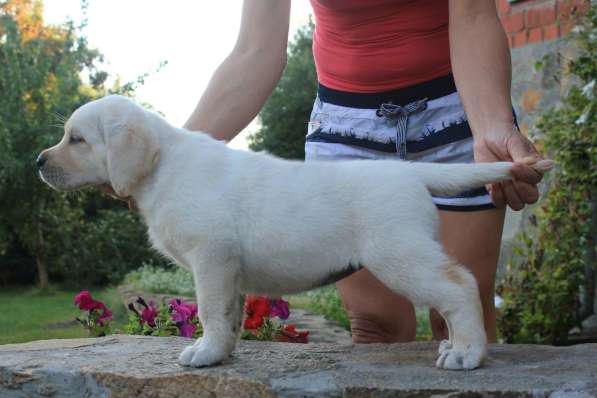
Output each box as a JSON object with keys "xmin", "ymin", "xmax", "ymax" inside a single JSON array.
[{"xmin": 317, "ymin": 74, "xmax": 457, "ymax": 109}]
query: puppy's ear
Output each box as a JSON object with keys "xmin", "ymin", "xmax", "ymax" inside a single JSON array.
[{"xmin": 105, "ymin": 120, "xmax": 160, "ymax": 197}]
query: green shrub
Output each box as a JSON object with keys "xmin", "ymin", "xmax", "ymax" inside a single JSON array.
[
  {"xmin": 498, "ymin": 4, "xmax": 597, "ymax": 344},
  {"xmin": 123, "ymin": 264, "xmax": 195, "ymax": 296},
  {"xmin": 45, "ymin": 199, "xmax": 170, "ymax": 287}
]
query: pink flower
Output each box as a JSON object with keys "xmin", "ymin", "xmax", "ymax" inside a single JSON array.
[
  {"xmin": 179, "ymin": 322, "xmax": 197, "ymax": 338},
  {"xmin": 141, "ymin": 301, "xmax": 158, "ymax": 327},
  {"xmin": 98, "ymin": 306, "xmax": 113, "ymax": 326},
  {"xmin": 134, "ymin": 297, "xmax": 159, "ymax": 327},
  {"xmin": 169, "ymin": 299, "xmax": 197, "ymax": 323},
  {"xmin": 169, "ymin": 298, "xmax": 199, "ymax": 338},
  {"xmin": 270, "ymin": 298, "xmax": 290, "ymax": 320}
]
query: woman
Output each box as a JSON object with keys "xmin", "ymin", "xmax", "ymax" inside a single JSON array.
[{"xmin": 184, "ymin": 0, "xmax": 544, "ymax": 343}]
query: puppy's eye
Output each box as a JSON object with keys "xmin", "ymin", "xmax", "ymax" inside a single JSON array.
[{"xmin": 69, "ymin": 135, "xmax": 85, "ymax": 144}]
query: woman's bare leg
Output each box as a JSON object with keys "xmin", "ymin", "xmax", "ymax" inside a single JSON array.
[
  {"xmin": 429, "ymin": 208, "xmax": 506, "ymax": 343},
  {"xmin": 336, "ymin": 269, "xmax": 416, "ymax": 343}
]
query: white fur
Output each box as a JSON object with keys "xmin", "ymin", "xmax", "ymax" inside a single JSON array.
[{"xmin": 39, "ymin": 95, "xmax": 553, "ymax": 370}]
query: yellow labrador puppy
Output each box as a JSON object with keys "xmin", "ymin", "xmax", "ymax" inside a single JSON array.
[{"xmin": 38, "ymin": 95, "xmax": 552, "ymax": 370}]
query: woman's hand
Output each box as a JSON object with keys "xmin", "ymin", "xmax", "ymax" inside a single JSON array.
[
  {"xmin": 449, "ymin": 0, "xmax": 545, "ymax": 211},
  {"xmin": 473, "ymin": 125, "xmax": 544, "ymax": 211}
]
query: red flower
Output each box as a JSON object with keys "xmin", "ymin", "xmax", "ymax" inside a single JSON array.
[
  {"xmin": 243, "ymin": 295, "xmax": 271, "ymax": 330},
  {"xmin": 74, "ymin": 290, "xmax": 112, "ymax": 327},
  {"xmin": 278, "ymin": 324, "xmax": 309, "ymax": 344},
  {"xmin": 74, "ymin": 290, "xmax": 103, "ymax": 311}
]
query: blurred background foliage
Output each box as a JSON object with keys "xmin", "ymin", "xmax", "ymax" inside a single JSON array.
[
  {"xmin": 0, "ymin": 0, "xmax": 168, "ymax": 289},
  {"xmin": 498, "ymin": 4, "xmax": 597, "ymax": 345}
]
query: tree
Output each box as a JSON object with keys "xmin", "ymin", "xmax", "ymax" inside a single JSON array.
[
  {"xmin": 0, "ymin": 0, "xmax": 98, "ymax": 288},
  {"xmin": 0, "ymin": 0, "xmax": 168, "ymax": 289},
  {"xmin": 248, "ymin": 21, "xmax": 317, "ymax": 159}
]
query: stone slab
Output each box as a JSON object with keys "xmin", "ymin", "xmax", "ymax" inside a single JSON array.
[{"xmin": 1, "ymin": 335, "xmax": 596, "ymax": 397}]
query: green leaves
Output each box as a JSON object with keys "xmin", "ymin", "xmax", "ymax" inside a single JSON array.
[
  {"xmin": 498, "ymin": 3, "xmax": 597, "ymax": 345},
  {"xmin": 0, "ymin": 1, "xmax": 168, "ymax": 287}
]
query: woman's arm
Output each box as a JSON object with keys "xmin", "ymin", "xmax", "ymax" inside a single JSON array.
[
  {"xmin": 184, "ymin": 0, "xmax": 291, "ymax": 141},
  {"xmin": 449, "ymin": 0, "xmax": 543, "ymax": 210}
]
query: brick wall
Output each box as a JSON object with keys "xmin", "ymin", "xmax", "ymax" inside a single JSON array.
[{"xmin": 497, "ymin": 0, "xmax": 590, "ymax": 48}]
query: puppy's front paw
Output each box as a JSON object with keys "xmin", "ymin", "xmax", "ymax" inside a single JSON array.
[
  {"xmin": 178, "ymin": 344, "xmax": 227, "ymax": 368},
  {"xmin": 178, "ymin": 344, "xmax": 198, "ymax": 366},
  {"xmin": 438, "ymin": 339, "xmax": 452, "ymax": 355},
  {"xmin": 436, "ymin": 345, "xmax": 486, "ymax": 370}
]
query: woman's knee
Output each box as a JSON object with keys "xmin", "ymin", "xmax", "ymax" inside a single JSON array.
[
  {"xmin": 348, "ymin": 311, "xmax": 416, "ymax": 343},
  {"xmin": 336, "ymin": 269, "xmax": 417, "ymax": 343}
]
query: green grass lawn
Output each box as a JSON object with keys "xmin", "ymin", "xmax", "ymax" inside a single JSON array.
[{"xmin": 0, "ymin": 285, "xmax": 128, "ymax": 345}]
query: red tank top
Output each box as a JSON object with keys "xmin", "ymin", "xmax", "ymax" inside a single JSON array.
[{"xmin": 310, "ymin": 0, "xmax": 451, "ymax": 93}]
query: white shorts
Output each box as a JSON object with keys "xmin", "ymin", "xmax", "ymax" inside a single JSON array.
[{"xmin": 304, "ymin": 74, "xmax": 496, "ymax": 211}]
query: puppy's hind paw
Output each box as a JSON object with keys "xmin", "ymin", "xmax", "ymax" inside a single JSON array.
[{"xmin": 436, "ymin": 346, "xmax": 486, "ymax": 371}]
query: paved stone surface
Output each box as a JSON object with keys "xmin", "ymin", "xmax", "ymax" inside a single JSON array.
[
  {"xmin": 284, "ymin": 308, "xmax": 352, "ymax": 345},
  {"xmin": 1, "ymin": 335, "xmax": 596, "ymax": 397}
]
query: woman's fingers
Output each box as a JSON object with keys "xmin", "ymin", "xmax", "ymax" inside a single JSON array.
[
  {"xmin": 488, "ymin": 183, "xmax": 506, "ymax": 208},
  {"xmin": 511, "ymin": 161, "xmax": 543, "ymax": 185},
  {"xmin": 490, "ymin": 179, "xmax": 539, "ymax": 211},
  {"xmin": 512, "ymin": 180, "xmax": 539, "ymax": 205},
  {"xmin": 501, "ymin": 180, "xmax": 524, "ymax": 211}
]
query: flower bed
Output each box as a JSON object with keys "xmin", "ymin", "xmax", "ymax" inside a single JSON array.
[{"xmin": 74, "ymin": 291, "xmax": 308, "ymax": 343}]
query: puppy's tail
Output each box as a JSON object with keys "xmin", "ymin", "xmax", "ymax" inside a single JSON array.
[{"xmin": 412, "ymin": 158, "xmax": 554, "ymax": 196}]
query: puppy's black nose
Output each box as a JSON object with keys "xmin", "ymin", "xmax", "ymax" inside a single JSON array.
[{"xmin": 36, "ymin": 153, "xmax": 47, "ymax": 169}]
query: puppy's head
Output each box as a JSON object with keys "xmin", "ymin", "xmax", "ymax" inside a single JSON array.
[{"xmin": 38, "ymin": 95, "xmax": 160, "ymax": 198}]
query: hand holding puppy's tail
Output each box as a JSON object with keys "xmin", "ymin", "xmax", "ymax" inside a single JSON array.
[
  {"xmin": 413, "ymin": 158, "xmax": 554, "ymax": 197},
  {"xmin": 522, "ymin": 158, "xmax": 555, "ymax": 173}
]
